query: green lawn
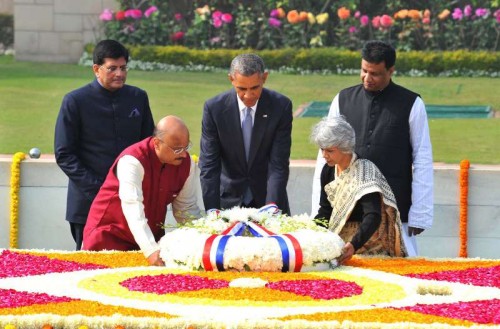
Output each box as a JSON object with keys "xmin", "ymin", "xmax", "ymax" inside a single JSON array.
[{"xmin": 0, "ymin": 55, "xmax": 499, "ymax": 164}]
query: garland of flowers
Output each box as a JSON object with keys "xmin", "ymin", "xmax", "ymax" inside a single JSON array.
[
  {"xmin": 459, "ymin": 159, "xmax": 470, "ymax": 258},
  {"xmin": 9, "ymin": 152, "xmax": 26, "ymax": 249}
]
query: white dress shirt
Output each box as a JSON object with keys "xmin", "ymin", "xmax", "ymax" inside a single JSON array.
[
  {"xmin": 117, "ymin": 155, "xmax": 201, "ymax": 257},
  {"xmin": 237, "ymin": 96, "xmax": 257, "ymax": 126}
]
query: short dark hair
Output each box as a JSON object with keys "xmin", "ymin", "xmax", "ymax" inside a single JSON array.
[
  {"xmin": 93, "ymin": 39, "xmax": 129, "ymax": 65},
  {"xmin": 361, "ymin": 40, "xmax": 396, "ymax": 69},
  {"xmin": 229, "ymin": 53, "xmax": 266, "ymax": 77}
]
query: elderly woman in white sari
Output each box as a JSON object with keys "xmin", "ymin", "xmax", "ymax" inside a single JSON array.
[{"xmin": 311, "ymin": 116, "xmax": 407, "ymax": 264}]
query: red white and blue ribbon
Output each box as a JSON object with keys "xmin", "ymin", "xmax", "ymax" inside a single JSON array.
[
  {"xmin": 201, "ymin": 205, "xmax": 303, "ymax": 272},
  {"xmin": 246, "ymin": 221, "xmax": 303, "ymax": 272},
  {"xmin": 202, "ymin": 221, "xmax": 245, "ymax": 271}
]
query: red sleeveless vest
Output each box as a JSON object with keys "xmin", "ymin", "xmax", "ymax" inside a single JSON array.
[{"xmin": 83, "ymin": 137, "xmax": 191, "ymax": 251}]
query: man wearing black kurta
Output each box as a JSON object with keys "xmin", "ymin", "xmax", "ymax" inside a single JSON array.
[{"xmin": 54, "ymin": 40, "xmax": 154, "ymax": 250}]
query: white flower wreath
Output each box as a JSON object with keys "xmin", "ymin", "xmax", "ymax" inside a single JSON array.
[{"xmin": 159, "ymin": 207, "xmax": 345, "ymax": 272}]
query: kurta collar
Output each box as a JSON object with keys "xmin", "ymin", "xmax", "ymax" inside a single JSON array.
[
  {"xmin": 363, "ymin": 80, "xmax": 395, "ymax": 98},
  {"xmin": 91, "ymin": 78, "xmax": 123, "ymax": 97}
]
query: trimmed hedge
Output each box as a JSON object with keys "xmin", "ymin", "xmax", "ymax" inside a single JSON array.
[{"xmin": 85, "ymin": 44, "xmax": 500, "ymax": 75}]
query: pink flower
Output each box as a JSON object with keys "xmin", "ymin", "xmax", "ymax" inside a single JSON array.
[
  {"xmin": 380, "ymin": 14, "xmax": 393, "ymax": 27},
  {"xmin": 174, "ymin": 13, "xmax": 183, "ymax": 21},
  {"xmin": 475, "ymin": 8, "xmax": 489, "ymax": 18},
  {"xmin": 144, "ymin": 6, "xmax": 158, "ymax": 18},
  {"xmin": 125, "ymin": 9, "xmax": 142, "ymax": 19},
  {"xmin": 372, "ymin": 15, "xmax": 381, "ymax": 28},
  {"xmin": 268, "ymin": 17, "xmax": 281, "ymax": 28},
  {"xmin": 495, "ymin": 9, "xmax": 500, "ymax": 23},
  {"xmin": 270, "ymin": 9, "xmax": 280, "ymax": 18},
  {"xmin": 125, "ymin": 24, "xmax": 135, "ymax": 33},
  {"xmin": 210, "ymin": 37, "xmax": 221, "ymax": 44},
  {"xmin": 213, "ymin": 18, "xmax": 223, "ymax": 28},
  {"xmin": 360, "ymin": 15, "xmax": 369, "ymax": 26},
  {"xmin": 464, "ymin": 5, "xmax": 472, "ymax": 17},
  {"xmin": 170, "ymin": 31, "xmax": 185, "ymax": 42},
  {"xmin": 354, "ymin": 10, "xmax": 361, "ymax": 18},
  {"xmin": 212, "ymin": 10, "xmax": 222, "ymax": 20},
  {"xmin": 99, "ymin": 9, "xmax": 113, "ymax": 21},
  {"xmin": 422, "ymin": 17, "xmax": 431, "ymax": 24},
  {"xmin": 348, "ymin": 26, "xmax": 358, "ymax": 33},
  {"xmin": 452, "ymin": 8, "xmax": 463, "ymax": 20},
  {"xmin": 221, "ymin": 13, "xmax": 233, "ymax": 23}
]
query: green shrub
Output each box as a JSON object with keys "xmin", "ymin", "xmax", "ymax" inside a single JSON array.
[
  {"xmin": 83, "ymin": 43, "xmax": 500, "ymax": 76},
  {"xmin": 0, "ymin": 14, "xmax": 13, "ymax": 47},
  {"xmin": 130, "ymin": 46, "xmax": 499, "ymax": 74}
]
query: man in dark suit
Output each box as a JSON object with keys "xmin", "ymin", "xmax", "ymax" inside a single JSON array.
[
  {"xmin": 54, "ymin": 40, "xmax": 154, "ymax": 250},
  {"xmin": 199, "ymin": 53, "xmax": 293, "ymax": 214}
]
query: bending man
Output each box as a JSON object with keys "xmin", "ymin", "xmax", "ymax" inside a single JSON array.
[{"xmin": 83, "ymin": 116, "xmax": 201, "ymax": 266}]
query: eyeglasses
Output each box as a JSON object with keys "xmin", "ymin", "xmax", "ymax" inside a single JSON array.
[
  {"xmin": 160, "ymin": 140, "xmax": 192, "ymax": 154},
  {"xmin": 99, "ymin": 65, "xmax": 129, "ymax": 73}
]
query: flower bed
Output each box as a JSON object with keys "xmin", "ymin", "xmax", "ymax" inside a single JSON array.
[{"xmin": 0, "ymin": 249, "xmax": 498, "ymax": 328}]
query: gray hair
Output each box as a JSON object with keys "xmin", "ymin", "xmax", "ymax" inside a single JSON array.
[
  {"xmin": 229, "ymin": 54, "xmax": 266, "ymax": 77},
  {"xmin": 310, "ymin": 116, "xmax": 355, "ymax": 153},
  {"xmin": 153, "ymin": 127, "xmax": 166, "ymax": 139}
]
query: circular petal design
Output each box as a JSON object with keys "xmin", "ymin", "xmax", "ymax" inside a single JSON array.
[
  {"xmin": 407, "ymin": 265, "xmax": 500, "ymax": 288},
  {"xmin": 78, "ymin": 268, "xmax": 406, "ymax": 308},
  {"xmin": 267, "ymin": 279, "xmax": 362, "ymax": 300},
  {"xmin": 0, "ymin": 250, "xmax": 105, "ymax": 278},
  {"xmin": 120, "ymin": 274, "xmax": 228, "ymax": 294}
]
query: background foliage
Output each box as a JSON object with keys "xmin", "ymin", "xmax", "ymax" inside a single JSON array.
[
  {"xmin": 0, "ymin": 14, "xmax": 13, "ymax": 48},
  {"xmin": 1, "ymin": 55, "xmax": 499, "ymax": 163},
  {"xmin": 99, "ymin": 0, "xmax": 500, "ymax": 51},
  {"xmin": 84, "ymin": 45, "xmax": 499, "ymax": 76}
]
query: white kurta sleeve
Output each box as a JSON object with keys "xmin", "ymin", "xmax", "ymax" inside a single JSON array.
[
  {"xmin": 172, "ymin": 158, "xmax": 202, "ymax": 223},
  {"xmin": 117, "ymin": 155, "xmax": 160, "ymax": 258},
  {"xmin": 408, "ymin": 97, "xmax": 434, "ymax": 229},
  {"xmin": 311, "ymin": 94, "xmax": 340, "ymax": 216}
]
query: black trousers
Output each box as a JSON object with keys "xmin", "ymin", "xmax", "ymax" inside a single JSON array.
[
  {"xmin": 70, "ymin": 222, "xmax": 85, "ymax": 251},
  {"xmin": 241, "ymin": 199, "xmax": 257, "ymax": 208}
]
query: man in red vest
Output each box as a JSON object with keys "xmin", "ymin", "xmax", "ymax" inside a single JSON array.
[{"xmin": 83, "ymin": 116, "xmax": 201, "ymax": 266}]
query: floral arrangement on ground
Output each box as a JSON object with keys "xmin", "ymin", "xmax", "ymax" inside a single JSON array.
[
  {"xmin": 0, "ymin": 249, "xmax": 499, "ymax": 329},
  {"xmin": 159, "ymin": 206, "xmax": 345, "ymax": 272}
]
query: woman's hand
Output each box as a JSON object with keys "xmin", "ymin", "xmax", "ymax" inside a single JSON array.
[
  {"xmin": 338, "ymin": 242, "xmax": 355, "ymax": 264},
  {"xmin": 147, "ymin": 250, "xmax": 165, "ymax": 266}
]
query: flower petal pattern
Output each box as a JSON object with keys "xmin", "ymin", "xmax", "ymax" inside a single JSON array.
[
  {"xmin": 120, "ymin": 274, "xmax": 228, "ymax": 294},
  {"xmin": 267, "ymin": 279, "xmax": 362, "ymax": 300}
]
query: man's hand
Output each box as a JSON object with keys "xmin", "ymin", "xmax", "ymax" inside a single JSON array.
[
  {"xmin": 338, "ymin": 242, "xmax": 355, "ymax": 265},
  {"xmin": 147, "ymin": 250, "xmax": 165, "ymax": 266},
  {"xmin": 408, "ymin": 226, "xmax": 425, "ymax": 236}
]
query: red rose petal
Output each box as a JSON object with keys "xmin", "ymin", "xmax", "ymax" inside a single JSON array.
[
  {"xmin": 120, "ymin": 274, "xmax": 229, "ymax": 294},
  {"xmin": 267, "ymin": 279, "xmax": 363, "ymax": 300}
]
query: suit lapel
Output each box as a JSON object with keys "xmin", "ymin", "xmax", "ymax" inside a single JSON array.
[
  {"xmin": 248, "ymin": 91, "xmax": 269, "ymax": 168},
  {"xmin": 223, "ymin": 92, "xmax": 247, "ymax": 164}
]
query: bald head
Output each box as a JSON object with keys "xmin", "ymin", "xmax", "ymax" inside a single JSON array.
[
  {"xmin": 153, "ymin": 116, "xmax": 191, "ymax": 165},
  {"xmin": 154, "ymin": 115, "xmax": 189, "ymax": 141}
]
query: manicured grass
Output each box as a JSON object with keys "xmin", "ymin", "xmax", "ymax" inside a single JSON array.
[{"xmin": 0, "ymin": 55, "xmax": 499, "ymax": 164}]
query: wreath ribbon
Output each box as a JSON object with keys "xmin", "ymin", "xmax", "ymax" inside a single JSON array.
[{"xmin": 202, "ymin": 204, "xmax": 303, "ymax": 272}]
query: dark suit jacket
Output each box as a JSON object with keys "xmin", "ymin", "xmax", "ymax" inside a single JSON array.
[
  {"xmin": 199, "ymin": 88, "xmax": 292, "ymax": 214},
  {"xmin": 54, "ymin": 79, "xmax": 155, "ymax": 224}
]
